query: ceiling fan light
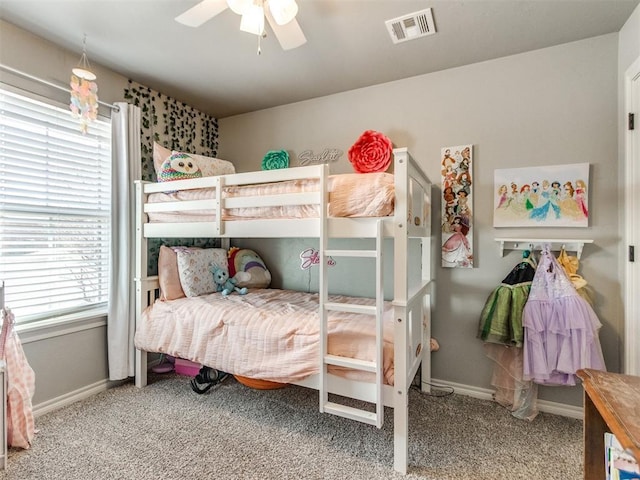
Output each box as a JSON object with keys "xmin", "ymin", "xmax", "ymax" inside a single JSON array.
[
  {"xmin": 239, "ymin": 4, "xmax": 265, "ymax": 35},
  {"xmin": 227, "ymin": 0, "xmax": 252, "ymax": 15},
  {"xmin": 268, "ymin": 0, "xmax": 298, "ymax": 26}
]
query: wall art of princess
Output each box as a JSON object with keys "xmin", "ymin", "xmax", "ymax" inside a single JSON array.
[
  {"xmin": 493, "ymin": 163, "xmax": 589, "ymax": 228},
  {"xmin": 441, "ymin": 144, "xmax": 474, "ymax": 268}
]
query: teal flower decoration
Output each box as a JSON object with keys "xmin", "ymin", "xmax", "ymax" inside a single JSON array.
[{"xmin": 262, "ymin": 150, "xmax": 289, "ymax": 170}]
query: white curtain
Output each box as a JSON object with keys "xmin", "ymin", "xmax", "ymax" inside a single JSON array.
[{"xmin": 108, "ymin": 102, "xmax": 141, "ymax": 380}]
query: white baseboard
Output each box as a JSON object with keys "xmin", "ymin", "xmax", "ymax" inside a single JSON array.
[
  {"xmin": 428, "ymin": 378, "xmax": 584, "ymax": 420},
  {"xmin": 32, "ymin": 374, "xmax": 583, "ymax": 420},
  {"xmin": 32, "ymin": 379, "xmax": 120, "ymax": 418},
  {"xmin": 33, "ymin": 358, "xmax": 163, "ymax": 418}
]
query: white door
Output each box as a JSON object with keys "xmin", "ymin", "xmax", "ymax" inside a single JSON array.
[{"xmin": 624, "ymin": 55, "xmax": 640, "ymax": 375}]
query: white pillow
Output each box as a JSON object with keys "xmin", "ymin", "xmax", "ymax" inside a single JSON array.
[
  {"xmin": 176, "ymin": 248, "xmax": 228, "ymax": 297},
  {"xmin": 189, "ymin": 153, "xmax": 236, "ymax": 177}
]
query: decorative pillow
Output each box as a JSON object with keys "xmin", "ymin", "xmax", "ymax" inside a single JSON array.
[
  {"xmin": 189, "ymin": 153, "xmax": 236, "ymax": 177},
  {"xmin": 261, "ymin": 150, "xmax": 289, "ymax": 170},
  {"xmin": 153, "ymin": 142, "xmax": 172, "ymax": 175},
  {"xmin": 348, "ymin": 130, "xmax": 393, "ymax": 173},
  {"xmin": 158, "ymin": 245, "xmax": 184, "ymax": 300},
  {"xmin": 158, "ymin": 245, "xmax": 204, "ymax": 301},
  {"xmin": 152, "ymin": 141, "xmax": 235, "ymax": 179},
  {"xmin": 158, "ymin": 152, "xmax": 203, "ymax": 182},
  {"xmin": 228, "ymin": 247, "xmax": 271, "ymax": 289},
  {"xmin": 176, "ymin": 248, "xmax": 228, "ymax": 297}
]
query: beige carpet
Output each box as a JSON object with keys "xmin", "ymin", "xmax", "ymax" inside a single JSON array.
[{"xmin": 1, "ymin": 373, "xmax": 584, "ymax": 480}]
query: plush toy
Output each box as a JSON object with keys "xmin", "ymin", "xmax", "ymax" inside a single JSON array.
[
  {"xmin": 158, "ymin": 152, "xmax": 203, "ymax": 182},
  {"xmin": 210, "ymin": 264, "xmax": 247, "ymax": 296},
  {"xmin": 228, "ymin": 247, "xmax": 271, "ymax": 288}
]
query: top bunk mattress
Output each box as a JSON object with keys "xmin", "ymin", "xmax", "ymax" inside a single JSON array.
[{"xmin": 146, "ymin": 172, "xmax": 395, "ymax": 223}]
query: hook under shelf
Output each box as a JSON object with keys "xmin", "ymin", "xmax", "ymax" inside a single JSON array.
[{"xmin": 495, "ymin": 238, "xmax": 594, "ymax": 259}]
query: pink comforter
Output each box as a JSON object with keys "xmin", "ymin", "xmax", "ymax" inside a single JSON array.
[
  {"xmin": 134, "ymin": 289, "xmax": 395, "ymax": 385},
  {"xmin": 146, "ymin": 172, "xmax": 396, "ymax": 223}
]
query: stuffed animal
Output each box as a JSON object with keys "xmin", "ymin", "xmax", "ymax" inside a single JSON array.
[
  {"xmin": 228, "ymin": 247, "xmax": 271, "ymax": 289},
  {"xmin": 158, "ymin": 152, "xmax": 203, "ymax": 182},
  {"xmin": 210, "ymin": 264, "xmax": 247, "ymax": 296}
]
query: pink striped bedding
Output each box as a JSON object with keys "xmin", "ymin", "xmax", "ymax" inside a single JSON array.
[
  {"xmin": 146, "ymin": 172, "xmax": 395, "ymax": 223},
  {"xmin": 134, "ymin": 288, "xmax": 396, "ymax": 385}
]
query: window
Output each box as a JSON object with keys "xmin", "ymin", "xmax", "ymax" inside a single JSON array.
[{"xmin": 0, "ymin": 86, "xmax": 111, "ymax": 323}]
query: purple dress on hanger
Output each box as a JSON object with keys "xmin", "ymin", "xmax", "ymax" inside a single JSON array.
[{"xmin": 522, "ymin": 246, "xmax": 606, "ymax": 386}]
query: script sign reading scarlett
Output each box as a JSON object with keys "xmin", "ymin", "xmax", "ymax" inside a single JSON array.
[
  {"xmin": 300, "ymin": 248, "xmax": 336, "ymax": 270},
  {"xmin": 298, "ymin": 149, "xmax": 343, "ymax": 166}
]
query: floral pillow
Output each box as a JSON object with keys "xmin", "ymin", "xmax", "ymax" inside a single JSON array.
[
  {"xmin": 176, "ymin": 248, "xmax": 228, "ymax": 297},
  {"xmin": 153, "ymin": 142, "xmax": 235, "ymax": 180}
]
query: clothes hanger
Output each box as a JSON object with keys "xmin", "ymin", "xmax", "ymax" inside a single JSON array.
[{"xmin": 522, "ymin": 248, "xmax": 538, "ymax": 267}]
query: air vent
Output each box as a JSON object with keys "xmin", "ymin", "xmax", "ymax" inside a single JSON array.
[{"xmin": 385, "ymin": 8, "xmax": 436, "ymax": 44}]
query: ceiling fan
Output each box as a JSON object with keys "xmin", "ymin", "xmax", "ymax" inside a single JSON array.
[{"xmin": 175, "ymin": 0, "xmax": 306, "ymax": 51}]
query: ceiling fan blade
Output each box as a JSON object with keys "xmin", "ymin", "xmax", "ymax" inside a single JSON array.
[
  {"xmin": 175, "ymin": 0, "xmax": 229, "ymax": 27},
  {"xmin": 265, "ymin": 10, "xmax": 307, "ymax": 50}
]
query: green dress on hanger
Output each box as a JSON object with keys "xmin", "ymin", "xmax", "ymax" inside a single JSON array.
[{"xmin": 478, "ymin": 253, "xmax": 537, "ymax": 347}]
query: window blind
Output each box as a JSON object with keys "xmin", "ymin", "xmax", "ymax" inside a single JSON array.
[{"xmin": 0, "ymin": 86, "xmax": 111, "ymax": 323}]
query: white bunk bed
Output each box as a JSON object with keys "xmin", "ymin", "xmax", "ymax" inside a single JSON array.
[{"xmin": 134, "ymin": 147, "xmax": 433, "ymax": 474}]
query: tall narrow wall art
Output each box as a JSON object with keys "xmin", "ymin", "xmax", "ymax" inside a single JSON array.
[{"xmin": 441, "ymin": 144, "xmax": 474, "ymax": 268}]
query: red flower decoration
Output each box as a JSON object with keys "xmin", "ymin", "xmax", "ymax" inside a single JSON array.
[{"xmin": 348, "ymin": 130, "xmax": 393, "ymax": 173}]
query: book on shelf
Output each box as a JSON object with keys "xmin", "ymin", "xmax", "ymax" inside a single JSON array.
[{"xmin": 605, "ymin": 432, "xmax": 640, "ymax": 480}]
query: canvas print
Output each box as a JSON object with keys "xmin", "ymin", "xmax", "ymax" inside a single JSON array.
[
  {"xmin": 441, "ymin": 145, "xmax": 473, "ymax": 268},
  {"xmin": 493, "ymin": 163, "xmax": 589, "ymax": 227}
]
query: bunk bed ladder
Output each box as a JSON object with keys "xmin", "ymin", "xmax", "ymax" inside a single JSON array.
[{"xmin": 319, "ymin": 220, "xmax": 385, "ymax": 428}]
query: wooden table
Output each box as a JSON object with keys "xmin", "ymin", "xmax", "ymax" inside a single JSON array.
[{"xmin": 577, "ymin": 369, "xmax": 640, "ymax": 480}]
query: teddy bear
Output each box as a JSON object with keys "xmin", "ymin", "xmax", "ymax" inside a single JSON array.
[{"xmin": 210, "ymin": 264, "xmax": 247, "ymax": 296}]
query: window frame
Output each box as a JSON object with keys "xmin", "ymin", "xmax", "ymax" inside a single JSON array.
[{"xmin": 0, "ymin": 83, "xmax": 112, "ymax": 326}]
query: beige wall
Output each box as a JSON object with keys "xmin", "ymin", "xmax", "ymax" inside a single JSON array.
[
  {"xmin": 0, "ymin": 20, "xmax": 128, "ymax": 112},
  {"xmin": 619, "ymin": 3, "xmax": 640, "ymax": 70},
  {"xmin": 219, "ymin": 34, "xmax": 621, "ymax": 407}
]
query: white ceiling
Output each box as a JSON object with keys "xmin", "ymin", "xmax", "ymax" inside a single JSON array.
[{"xmin": 1, "ymin": 0, "xmax": 638, "ymax": 118}]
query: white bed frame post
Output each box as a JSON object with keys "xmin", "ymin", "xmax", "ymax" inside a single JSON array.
[
  {"xmin": 318, "ymin": 164, "xmax": 329, "ymax": 414},
  {"xmin": 134, "ymin": 180, "xmax": 148, "ymax": 388},
  {"xmin": 390, "ymin": 148, "xmax": 433, "ymax": 474},
  {"xmin": 419, "ymin": 175, "xmax": 433, "ymax": 395},
  {"xmin": 392, "ymin": 149, "xmax": 411, "ymax": 474},
  {"xmin": 374, "ymin": 218, "xmax": 384, "ymax": 428}
]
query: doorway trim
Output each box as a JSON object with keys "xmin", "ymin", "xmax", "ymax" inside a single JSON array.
[{"xmin": 624, "ymin": 54, "xmax": 640, "ymax": 375}]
